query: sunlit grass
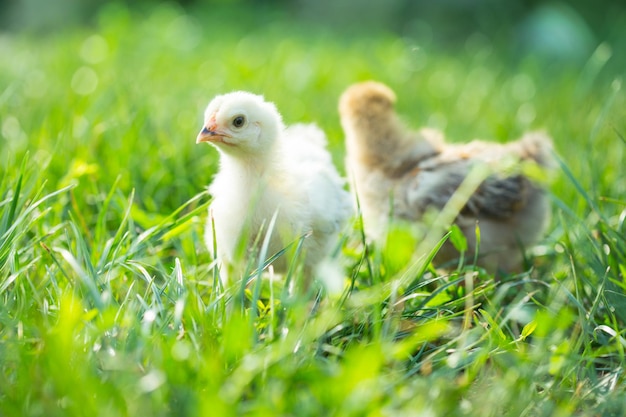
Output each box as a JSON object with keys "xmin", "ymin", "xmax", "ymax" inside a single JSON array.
[{"xmin": 1, "ymin": 3, "xmax": 626, "ymax": 416}]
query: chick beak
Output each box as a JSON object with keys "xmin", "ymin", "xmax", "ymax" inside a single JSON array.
[
  {"xmin": 196, "ymin": 126, "xmax": 211, "ymax": 143},
  {"xmin": 196, "ymin": 123, "xmax": 228, "ymax": 144}
]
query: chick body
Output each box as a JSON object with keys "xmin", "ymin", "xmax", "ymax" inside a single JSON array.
[
  {"xmin": 198, "ymin": 92, "xmax": 351, "ymax": 283},
  {"xmin": 339, "ymin": 81, "xmax": 554, "ymax": 271}
]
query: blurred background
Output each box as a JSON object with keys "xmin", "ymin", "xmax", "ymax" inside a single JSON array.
[
  {"xmin": 1, "ymin": 0, "xmax": 624, "ymax": 215},
  {"xmin": 2, "ymin": 0, "xmax": 625, "ymax": 65}
]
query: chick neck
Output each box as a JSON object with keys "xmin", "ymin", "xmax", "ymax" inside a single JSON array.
[
  {"xmin": 346, "ymin": 111, "xmax": 439, "ymax": 179},
  {"xmin": 347, "ymin": 112, "xmax": 402, "ymax": 160},
  {"xmin": 217, "ymin": 139, "xmax": 283, "ymax": 181}
]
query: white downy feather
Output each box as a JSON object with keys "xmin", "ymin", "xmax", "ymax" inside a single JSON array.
[{"xmin": 198, "ymin": 92, "xmax": 352, "ymax": 286}]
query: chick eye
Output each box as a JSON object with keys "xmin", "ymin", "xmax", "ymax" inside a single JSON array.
[{"xmin": 232, "ymin": 115, "xmax": 245, "ymax": 128}]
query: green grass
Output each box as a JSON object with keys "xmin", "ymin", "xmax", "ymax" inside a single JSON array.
[{"xmin": 1, "ymin": 3, "xmax": 626, "ymax": 416}]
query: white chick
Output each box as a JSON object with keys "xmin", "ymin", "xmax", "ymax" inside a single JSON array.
[
  {"xmin": 197, "ymin": 91, "xmax": 352, "ymax": 285},
  {"xmin": 339, "ymin": 81, "xmax": 555, "ymax": 272}
]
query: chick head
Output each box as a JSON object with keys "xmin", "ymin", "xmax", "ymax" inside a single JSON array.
[
  {"xmin": 197, "ymin": 91, "xmax": 284, "ymax": 156},
  {"xmin": 339, "ymin": 81, "xmax": 397, "ymax": 122}
]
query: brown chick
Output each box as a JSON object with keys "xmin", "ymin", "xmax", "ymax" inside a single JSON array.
[{"xmin": 339, "ymin": 81, "xmax": 555, "ymax": 272}]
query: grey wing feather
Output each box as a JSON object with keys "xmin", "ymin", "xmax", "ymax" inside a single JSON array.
[
  {"xmin": 463, "ymin": 174, "xmax": 530, "ymax": 218},
  {"xmin": 398, "ymin": 162, "xmax": 530, "ymax": 221}
]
